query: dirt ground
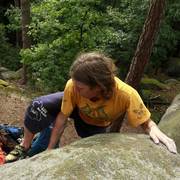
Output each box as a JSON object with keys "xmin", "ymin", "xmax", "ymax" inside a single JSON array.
[
  {"xmin": 0, "ymin": 93, "xmax": 81, "ymax": 147},
  {"xmin": 0, "ymin": 75, "xmax": 180, "ymax": 147}
]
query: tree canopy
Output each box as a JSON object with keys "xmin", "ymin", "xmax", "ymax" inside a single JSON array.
[{"xmin": 1, "ymin": 0, "xmax": 180, "ymax": 91}]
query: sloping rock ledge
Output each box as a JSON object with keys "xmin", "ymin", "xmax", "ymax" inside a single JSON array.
[
  {"xmin": 0, "ymin": 133, "xmax": 179, "ymax": 180},
  {"xmin": 159, "ymin": 93, "xmax": 180, "ymax": 153}
]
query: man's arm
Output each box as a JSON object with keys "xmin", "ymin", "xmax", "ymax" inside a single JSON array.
[
  {"xmin": 47, "ymin": 111, "xmax": 68, "ymax": 150},
  {"xmin": 141, "ymin": 118, "xmax": 177, "ymax": 154}
]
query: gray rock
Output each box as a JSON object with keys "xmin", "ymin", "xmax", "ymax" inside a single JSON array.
[
  {"xmin": 159, "ymin": 93, "xmax": 180, "ymax": 153},
  {"xmin": 140, "ymin": 89, "xmax": 169, "ymax": 104},
  {"xmin": 139, "ymin": 78, "xmax": 168, "ymax": 90},
  {"xmin": 0, "ymin": 67, "xmax": 9, "ymax": 73},
  {"xmin": 165, "ymin": 78, "xmax": 180, "ymax": 85},
  {"xmin": 16, "ymin": 68, "xmax": 23, "ymax": 77},
  {"xmin": 0, "ymin": 133, "xmax": 179, "ymax": 180},
  {"xmin": 1, "ymin": 71, "xmax": 20, "ymax": 79}
]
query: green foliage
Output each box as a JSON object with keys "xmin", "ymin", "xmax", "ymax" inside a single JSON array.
[
  {"xmin": 149, "ymin": 0, "xmax": 180, "ymax": 69},
  {"xmin": 0, "ymin": 4, "xmax": 22, "ymax": 70},
  {"xmin": 21, "ymin": 42, "xmax": 77, "ymax": 91},
  {"xmin": 21, "ymin": 0, "xmax": 110, "ymax": 90},
  {"xmin": 99, "ymin": 1, "xmax": 150, "ymax": 77},
  {"xmin": 151, "ymin": 110, "xmax": 162, "ymax": 124},
  {"xmin": 3, "ymin": 0, "xmax": 180, "ymax": 90},
  {"xmin": 0, "ymin": 23, "xmax": 21, "ymax": 70},
  {"xmin": 4, "ymin": 5, "xmax": 22, "ymax": 32}
]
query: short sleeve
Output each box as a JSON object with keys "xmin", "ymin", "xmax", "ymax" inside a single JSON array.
[
  {"xmin": 61, "ymin": 79, "xmax": 76, "ymax": 116},
  {"xmin": 126, "ymin": 90, "xmax": 151, "ymax": 127}
]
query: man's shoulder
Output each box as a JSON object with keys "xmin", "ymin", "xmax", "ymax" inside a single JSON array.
[
  {"xmin": 65, "ymin": 79, "xmax": 74, "ymax": 89},
  {"xmin": 115, "ymin": 77, "xmax": 135, "ymax": 94},
  {"xmin": 66, "ymin": 79, "xmax": 73, "ymax": 85}
]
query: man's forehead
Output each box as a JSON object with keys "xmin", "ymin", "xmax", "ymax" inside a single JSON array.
[{"xmin": 72, "ymin": 78, "xmax": 90, "ymax": 88}]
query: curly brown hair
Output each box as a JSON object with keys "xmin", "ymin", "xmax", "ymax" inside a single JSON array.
[{"xmin": 70, "ymin": 52, "xmax": 118, "ymax": 100}]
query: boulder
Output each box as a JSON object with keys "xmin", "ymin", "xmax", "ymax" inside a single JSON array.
[
  {"xmin": 0, "ymin": 79, "xmax": 9, "ymax": 87},
  {"xmin": 159, "ymin": 93, "xmax": 180, "ymax": 153},
  {"xmin": 16, "ymin": 68, "xmax": 23, "ymax": 77},
  {"xmin": 0, "ymin": 133, "xmax": 179, "ymax": 179},
  {"xmin": 139, "ymin": 78, "xmax": 168, "ymax": 90},
  {"xmin": 165, "ymin": 78, "xmax": 180, "ymax": 85},
  {"xmin": 0, "ymin": 67, "xmax": 9, "ymax": 73},
  {"xmin": 1, "ymin": 71, "xmax": 20, "ymax": 79},
  {"xmin": 140, "ymin": 89, "xmax": 169, "ymax": 104}
]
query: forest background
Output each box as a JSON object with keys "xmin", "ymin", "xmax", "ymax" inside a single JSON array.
[{"xmin": 0, "ymin": 0, "xmax": 180, "ymax": 92}]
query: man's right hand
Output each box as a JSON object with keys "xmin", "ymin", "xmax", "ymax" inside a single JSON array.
[{"xmin": 47, "ymin": 112, "xmax": 68, "ymax": 150}]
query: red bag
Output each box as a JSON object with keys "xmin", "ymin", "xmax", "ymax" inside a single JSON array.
[{"xmin": 0, "ymin": 142, "xmax": 7, "ymax": 165}]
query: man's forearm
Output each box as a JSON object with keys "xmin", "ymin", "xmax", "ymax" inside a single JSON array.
[
  {"xmin": 47, "ymin": 112, "xmax": 68, "ymax": 150},
  {"xmin": 141, "ymin": 118, "xmax": 157, "ymax": 134}
]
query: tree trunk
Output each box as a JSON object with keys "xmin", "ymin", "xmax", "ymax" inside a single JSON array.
[
  {"xmin": 125, "ymin": 0, "xmax": 168, "ymax": 89},
  {"xmin": 109, "ymin": 0, "xmax": 168, "ymax": 132},
  {"xmin": 21, "ymin": 0, "xmax": 31, "ymax": 84}
]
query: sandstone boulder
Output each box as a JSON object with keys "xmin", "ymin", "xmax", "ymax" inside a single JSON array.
[
  {"xmin": 1, "ymin": 71, "xmax": 20, "ymax": 79},
  {"xmin": 139, "ymin": 78, "xmax": 168, "ymax": 90},
  {"xmin": 0, "ymin": 133, "xmax": 179, "ymax": 180},
  {"xmin": 159, "ymin": 93, "xmax": 180, "ymax": 153}
]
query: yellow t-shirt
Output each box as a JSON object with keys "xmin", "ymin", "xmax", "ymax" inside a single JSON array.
[{"xmin": 61, "ymin": 77, "xmax": 151, "ymax": 127}]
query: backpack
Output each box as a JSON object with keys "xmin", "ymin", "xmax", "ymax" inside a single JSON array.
[
  {"xmin": 0, "ymin": 144, "xmax": 6, "ymax": 165},
  {"xmin": 0, "ymin": 124, "xmax": 24, "ymax": 154}
]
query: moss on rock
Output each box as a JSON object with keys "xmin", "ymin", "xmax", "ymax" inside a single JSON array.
[
  {"xmin": 140, "ymin": 89, "xmax": 169, "ymax": 104},
  {"xmin": 139, "ymin": 78, "xmax": 168, "ymax": 90},
  {"xmin": 0, "ymin": 133, "xmax": 179, "ymax": 179},
  {"xmin": 0, "ymin": 79, "xmax": 9, "ymax": 87},
  {"xmin": 1, "ymin": 71, "xmax": 20, "ymax": 79}
]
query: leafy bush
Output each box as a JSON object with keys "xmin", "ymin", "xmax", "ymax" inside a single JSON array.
[
  {"xmin": 0, "ymin": 23, "xmax": 21, "ymax": 70},
  {"xmin": 5, "ymin": 5, "xmax": 21, "ymax": 32},
  {"xmin": 4, "ymin": 0, "xmax": 180, "ymax": 90},
  {"xmin": 21, "ymin": 41, "xmax": 78, "ymax": 91},
  {"xmin": 21, "ymin": 0, "xmax": 110, "ymax": 90}
]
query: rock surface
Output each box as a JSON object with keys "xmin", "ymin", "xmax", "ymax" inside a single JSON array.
[
  {"xmin": 159, "ymin": 93, "xmax": 180, "ymax": 153},
  {"xmin": 1, "ymin": 71, "xmax": 20, "ymax": 79},
  {"xmin": 139, "ymin": 78, "xmax": 167, "ymax": 90},
  {"xmin": 0, "ymin": 133, "xmax": 179, "ymax": 180}
]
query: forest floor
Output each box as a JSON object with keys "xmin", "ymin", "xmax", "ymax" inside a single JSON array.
[{"xmin": 0, "ymin": 74, "xmax": 180, "ymax": 147}]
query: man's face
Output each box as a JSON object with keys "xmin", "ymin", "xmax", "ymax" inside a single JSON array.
[{"xmin": 72, "ymin": 78, "xmax": 101, "ymax": 99}]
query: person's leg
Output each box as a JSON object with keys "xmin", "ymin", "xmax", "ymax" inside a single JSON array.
[
  {"xmin": 5, "ymin": 92, "xmax": 63, "ymax": 162},
  {"xmin": 24, "ymin": 92, "xmax": 64, "ymax": 134},
  {"xmin": 70, "ymin": 106, "xmax": 108, "ymax": 138},
  {"xmin": 21, "ymin": 127, "xmax": 34, "ymax": 149},
  {"xmin": 29, "ymin": 121, "xmax": 60, "ymax": 157}
]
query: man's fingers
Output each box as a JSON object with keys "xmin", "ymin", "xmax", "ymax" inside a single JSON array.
[
  {"xmin": 164, "ymin": 138, "xmax": 177, "ymax": 154},
  {"xmin": 151, "ymin": 132, "xmax": 177, "ymax": 154},
  {"xmin": 150, "ymin": 133, "xmax": 159, "ymax": 144}
]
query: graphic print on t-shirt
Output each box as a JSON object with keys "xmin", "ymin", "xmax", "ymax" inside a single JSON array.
[
  {"xmin": 132, "ymin": 103, "xmax": 147, "ymax": 119},
  {"xmin": 81, "ymin": 103, "xmax": 108, "ymax": 121},
  {"xmin": 27, "ymin": 101, "xmax": 47, "ymax": 121}
]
